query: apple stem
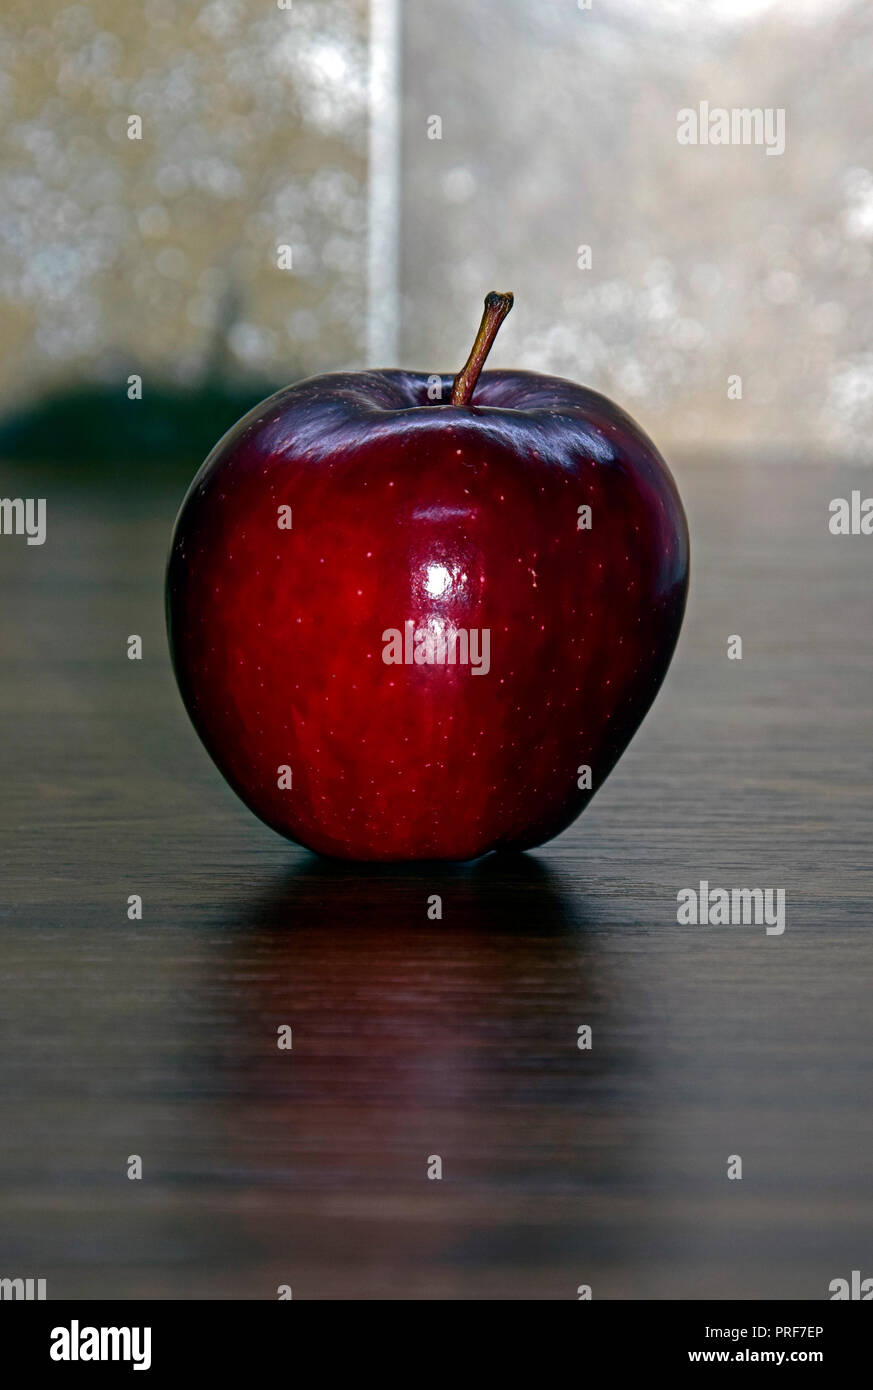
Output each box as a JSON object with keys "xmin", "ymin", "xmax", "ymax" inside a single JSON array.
[{"xmin": 450, "ymin": 291, "xmax": 514, "ymax": 406}]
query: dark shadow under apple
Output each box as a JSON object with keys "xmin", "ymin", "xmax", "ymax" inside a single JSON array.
[{"xmin": 236, "ymin": 849, "xmax": 593, "ymax": 939}]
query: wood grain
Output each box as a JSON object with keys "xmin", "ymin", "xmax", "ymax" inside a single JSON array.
[{"xmin": 0, "ymin": 453, "xmax": 871, "ymax": 1299}]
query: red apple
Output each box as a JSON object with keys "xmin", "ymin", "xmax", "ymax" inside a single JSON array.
[{"xmin": 166, "ymin": 293, "xmax": 689, "ymax": 860}]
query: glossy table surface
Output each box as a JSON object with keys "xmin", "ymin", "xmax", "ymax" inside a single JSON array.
[{"xmin": 0, "ymin": 450, "xmax": 871, "ymax": 1299}]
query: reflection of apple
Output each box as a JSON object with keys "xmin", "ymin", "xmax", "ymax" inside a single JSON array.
[
  {"xmin": 212, "ymin": 858, "xmax": 620, "ymax": 1299},
  {"xmin": 167, "ymin": 292, "xmax": 689, "ymax": 860}
]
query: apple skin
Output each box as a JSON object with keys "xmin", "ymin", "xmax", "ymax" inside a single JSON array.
[{"xmin": 166, "ymin": 369, "xmax": 688, "ymax": 861}]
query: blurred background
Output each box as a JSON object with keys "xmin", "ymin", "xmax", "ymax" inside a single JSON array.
[
  {"xmin": 0, "ymin": 0, "xmax": 370, "ymax": 461},
  {"xmin": 1, "ymin": 0, "xmax": 872, "ymax": 1303},
  {"xmin": 0, "ymin": 0, "xmax": 871, "ymax": 459}
]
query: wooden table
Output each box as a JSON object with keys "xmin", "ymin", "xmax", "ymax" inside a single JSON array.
[{"xmin": 1, "ymin": 451, "xmax": 870, "ymax": 1299}]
